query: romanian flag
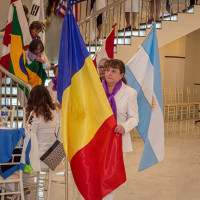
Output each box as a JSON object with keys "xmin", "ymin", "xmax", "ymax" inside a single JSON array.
[
  {"xmin": 57, "ymin": 4, "xmax": 126, "ymax": 200},
  {"xmin": 0, "ymin": 0, "xmax": 47, "ymax": 88}
]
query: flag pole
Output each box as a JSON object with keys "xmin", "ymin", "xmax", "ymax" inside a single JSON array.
[
  {"xmin": 65, "ymin": 158, "xmax": 68, "ymax": 200},
  {"xmin": 92, "ymin": 23, "xmax": 117, "ymax": 60},
  {"xmin": 140, "ymin": 22, "xmax": 157, "ymax": 48}
]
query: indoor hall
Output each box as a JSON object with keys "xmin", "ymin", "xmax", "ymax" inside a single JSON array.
[
  {"xmin": 1, "ymin": 0, "xmax": 200, "ymax": 200},
  {"xmin": 116, "ymin": 120, "xmax": 200, "ymax": 200},
  {"xmin": 24, "ymin": 120, "xmax": 200, "ymax": 200}
]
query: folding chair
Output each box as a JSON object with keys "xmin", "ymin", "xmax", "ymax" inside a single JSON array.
[
  {"xmin": 0, "ymin": 131, "xmax": 25, "ymax": 200},
  {"xmin": 176, "ymin": 87, "xmax": 188, "ymax": 120},
  {"xmin": 0, "ymin": 106, "xmax": 15, "ymax": 128}
]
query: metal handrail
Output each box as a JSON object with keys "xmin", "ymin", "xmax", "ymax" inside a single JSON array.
[
  {"xmin": 77, "ymin": 0, "xmax": 127, "ymax": 26},
  {"xmin": 0, "ymin": 64, "xmax": 32, "ymax": 93}
]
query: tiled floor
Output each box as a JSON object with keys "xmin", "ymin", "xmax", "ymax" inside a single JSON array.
[
  {"xmin": 27, "ymin": 119, "xmax": 200, "ymax": 200},
  {"xmin": 116, "ymin": 119, "xmax": 200, "ymax": 200}
]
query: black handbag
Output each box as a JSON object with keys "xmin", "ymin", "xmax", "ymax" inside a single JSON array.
[{"xmin": 40, "ymin": 127, "xmax": 66, "ymax": 171}]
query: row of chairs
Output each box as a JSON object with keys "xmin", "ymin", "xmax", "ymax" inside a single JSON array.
[{"xmin": 163, "ymin": 87, "xmax": 200, "ymax": 121}]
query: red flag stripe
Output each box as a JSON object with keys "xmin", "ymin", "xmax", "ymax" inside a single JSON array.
[
  {"xmin": 105, "ymin": 28, "xmax": 115, "ymax": 59},
  {"xmin": 3, "ymin": 22, "xmax": 12, "ymax": 47},
  {"xmin": 10, "ymin": 0, "xmax": 18, "ymax": 3},
  {"xmin": 70, "ymin": 115, "xmax": 126, "ymax": 200},
  {"xmin": 93, "ymin": 25, "xmax": 116, "ymax": 68}
]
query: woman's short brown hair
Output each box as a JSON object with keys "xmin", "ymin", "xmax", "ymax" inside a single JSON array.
[
  {"xmin": 29, "ymin": 39, "xmax": 44, "ymax": 53},
  {"xmin": 26, "ymin": 85, "xmax": 56, "ymax": 122},
  {"xmin": 29, "ymin": 21, "xmax": 43, "ymax": 32},
  {"xmin": 104, "ymin": 59, "xmax": 127, "ymax": 84}
]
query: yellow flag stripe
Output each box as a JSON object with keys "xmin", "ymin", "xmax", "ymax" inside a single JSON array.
[
  {"xmin": 26, "ymin": 68, "xmax": 42, "ymax": 87},
  {"xmin": 10, "ymin": 35, "xmax": 28, "ymax": 82},
  {"xmin": 62, "ymin": 56, "xmax": 113, "ymax": 161}
]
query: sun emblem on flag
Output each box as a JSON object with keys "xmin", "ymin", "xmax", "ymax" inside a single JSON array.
[{"xmin": 151, "ymin": 96, "xmax": 156, "ymax": 111}]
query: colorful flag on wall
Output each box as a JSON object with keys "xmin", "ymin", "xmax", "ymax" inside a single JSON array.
[
  {"xmin": 29, "ymin": 0, "xmax": 45, "ymax": 42},
  {"xmin": 93, "ymin": 23, "xmax": 116, "ymax": 68},
  {"xmin": 0, "ymin": 0, "xmax": 32, "ymax": 78},
  {"xmin": 0, "ymin": 0, "xmax": 47, "ymax": 88},
  {"xmin": 125, "ymin": 25, "xmax": 164, "ymax": 171},
  {"xmin": 57, "ymin": 4, "xmax": 126, "ymax": 200},
  {"xmin": 54, "ymin": 1, "xmax": 67, "ymax": 18}
]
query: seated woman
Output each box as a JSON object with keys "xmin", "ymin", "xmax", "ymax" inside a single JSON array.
[
  {"xmin": 102, "ymin": 59, "xmax": 139, "ymax": 200},
  {"xmin": 26, "ymin": 85, "xmax": 59, "ymax": 170}
]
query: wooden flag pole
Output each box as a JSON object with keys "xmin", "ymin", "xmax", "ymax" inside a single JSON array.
[
  {"xmin": 139, "ymin": 23, "xmax": 157, "ymax": 49},
  {"xmin": 65, "ymin": 158, "xmax": 68, "ymax": 200}
]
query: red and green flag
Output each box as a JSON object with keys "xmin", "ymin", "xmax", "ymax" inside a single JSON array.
[{"xmin": 0, "ymin": 0, "xmax": 46, "ymax": 88}]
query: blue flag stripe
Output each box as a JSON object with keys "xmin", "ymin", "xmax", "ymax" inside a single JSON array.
[
  {"xmin": 58, "ymin": 4, "xmax": 89, "ymax": 103},
  {"xmin": 142, "ymin": 26, "xmax": 163, "ymax": 110},
  {"xmin": 138, "ymin": 137, "xmax": 158, "ymax": 171},
  {"xmin": 125, "ymin": 66, "xmax": 151, "ymax": 141}
]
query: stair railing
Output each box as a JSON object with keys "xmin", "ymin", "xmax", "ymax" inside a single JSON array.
[
  {"xmin": 76, "ymin": 0, "xmax": 191, "ymax": 56},
  {"xmin": 0, "ymin": 64, "xmax": 32, "ymax": 128},
  {"xmin": 77, "ymin": 0, "xmax": 127, "ymax": 55}
]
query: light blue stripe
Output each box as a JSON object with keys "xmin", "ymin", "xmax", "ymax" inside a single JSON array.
[
  {"xmin": 142, "ymin": 26, "xmax": 163, "ymax": 112},
  {"xmin": 125, "ymin": 66, "xmax": 151, "ymax": 141},
  {"xmin": 57, "ymin": 4, "xmax": 89, "ymax": 104},
  {"xmin": 138, "ymin": 137, "xmax": 158, "ymax": 171}
]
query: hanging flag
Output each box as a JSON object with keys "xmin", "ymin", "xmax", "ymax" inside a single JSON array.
[
  {"xmin": 29, "ymin": 0, "xmax": 45, "ymax": 42},
  {"xmin": 93, "ymin": 23, "xmax": 116, "ymax": 68},
  {"xmin": 0, "ymin": 0, "xmax": 47, "ymax": 88},
  {"xmin": 0, "ymin": 0, "xmax": 32, "ymax": 78},
  {"xmin": 125, "ymin": 24, "xmax": 164, "ymax": 171},
  {"xmin": 72, "ymin": 3, "xmax": 78, "ymax": 21},
  {"xmin": 57, "ymin": 4, "xmax": 126, "ymax": 200},
  {"xmin": 54, "ymin": 0, "xmax": 67, "ymax": 18}
]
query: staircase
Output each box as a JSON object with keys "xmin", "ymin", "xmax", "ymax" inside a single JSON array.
[
  {"xmin": 103, "ymin": 6, "xmax": 200, "ymax": 63},
  {"xmin": 0, "ymin": 0, "xmax": 200, "ymax": 128}
]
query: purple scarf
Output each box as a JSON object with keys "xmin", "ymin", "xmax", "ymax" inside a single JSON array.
[
  {"xmin": 31, "ymin": 35, "xmax": 41, "ymax": 40},
  {"xmin": 28, "ymin": 50, "xmax": 42, "ymax": 61},
  {"xmin": 52, "ymin": 77, "xmax": 57, "ymax": 91},
  {"xmin": 102, "ymin": 79, "xmax": 122, "ymax": 120}
]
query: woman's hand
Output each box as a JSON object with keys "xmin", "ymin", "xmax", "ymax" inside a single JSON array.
[
  {"xmin": 44, "ymin": 22, "xmax": 50, "ymax": 27},
  {"xmin": 36, "ymin": 57, "xmax": 45, "ymax": 63},
  {"xmin": 55, "ymin": 102, "xmax": 62, "ymax": 109},
  {"xmin": 115, "ymin": 125, "xmax": 125, "ymax": 134}
]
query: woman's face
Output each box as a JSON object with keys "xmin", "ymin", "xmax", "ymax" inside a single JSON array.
[
  {"xmin": 33, "ymin": 45, "xmax": 42, "ymax": 55},
  {"xmin": 105, "ymin": 67, "xmax": 124, "ymax": 85},
  {"xmin": 31, "ymin": 28, "xmax": 40, "ymax": 38},
  {"xmin": 97, "ymin": 59, "xmax": 106, "ymax": 80}
]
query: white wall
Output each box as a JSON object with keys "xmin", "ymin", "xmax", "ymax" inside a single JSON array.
[
  {"xmin": 163, "ymin": 57, "xmax": 185, "ymax": 88},
  {"xmin": 184, "ymin": 28, "xmax": 200, "ymax": 87}
]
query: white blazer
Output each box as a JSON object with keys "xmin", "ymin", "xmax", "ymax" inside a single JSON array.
[{"xmin": 115, "ymin": 83, "xmax": 139, "ymax": 152}]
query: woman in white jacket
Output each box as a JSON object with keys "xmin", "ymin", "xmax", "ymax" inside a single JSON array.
[{"xmin": 102, "ymin": 59, "xmax": 139, "ymax": 200}]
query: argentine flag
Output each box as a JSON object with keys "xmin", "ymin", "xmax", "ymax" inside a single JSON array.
[{"xmin": 125, "ymin": 25, "xmax": 164, "ymax": 171}]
